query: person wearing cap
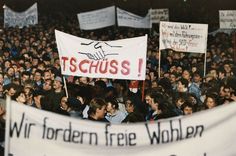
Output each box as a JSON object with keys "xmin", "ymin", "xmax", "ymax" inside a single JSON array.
[{"xmin": 48, "ymin": 76, "xmax": 65, "ymax": 112}]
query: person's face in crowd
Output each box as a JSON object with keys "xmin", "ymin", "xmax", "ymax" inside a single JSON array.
[
  {"xmin": 223, "ymin": 88, "xmax": 231, "ymax": 99},
  {"xmin": 147, "ymin": 50, "xmax": 152, "ymax": 58},
  {"xmin": 209, "ymin": 69, "xmax": 218, "ymax": 79},
  {"xmin": 151, "ymin": 81, "xmax": 158, "ymax": 88},
  {"xmin": 163, "ymin": 72, "xmax": 170, "ymax": 78},
  {"xmin": 4, "ymin": 61, "xmax": 11, "ymax": 69},
  {"xmin": 14, "ymin": 40, "xmax": 20, "ymax": 47},
  {"xmin": 193, "ymin": 74, "xmax": 201, "ymax": 83},
  {"xmin": 38, "ymin": 64, "xmax": 45, "ymax": 71},
  {"xmin": 150, "ymin": 72, "xmax": 156, "ymax": 81},
  {"xmin": 176, "ymin": 66, "xmax": 183, "ymax": 74},
  {"xmin": 224, "ymin": 64, "xmax": 231, "ymax": 73},
  {"xmin": 7, "ymin": 67, "xmax": 15, "ymax": 77},
  {"xmin": 0, "ymin": 40, "xmax": 4, "ymax": 47},
  {"xmin": 16, "ymin": 93, "xmax": 26, "ymax": 104},
  {"xmin": 53, "ymin": 80, "xmax": 62, "ymax": 90},
  {"xmin": 106, "ymin": 102, "xmax": 114, "ymax": 113},
  {"xmin": 7, "ymin": 87, "xmax": 16, "ymax": 97},
  {"xmin": 206, "ymin": 97, "xmax": 216, "ymax": 109},
  {"xmin": 24, "ymin": 40, "xmax": 30, "ymax": 47},
  {"xmin": 3, "ymin": 51, "xmax": 10, "ymax": 58},
  {"xmin": 43, "ymin": 80, "xmax": 52, "ymax": 91},
  {"xmin": 170, "ymin": 66, "xmax": 176, "ymax": 73},
  {"xmin": 170, "ymin": 74, "xmax": 176, "ymax": 84},
  {"xmin": 60, "ymin": 97, "xmax": 68, "ymax": 110},
  {"xmin": 43, "ymin": 71, "xmax": 51, "ymax": 80},
  {"xmin": 177, "ymin": 81, "xmax": 186, "ymax": 92},
  {"xmin": 183, "ymin": 106, "xmax": 193, "ymax": 115},
  {"xmin": 145, "ymin": 95, "xmax": 153, "ymax": 106},
  {"xmin": 32, "ymin": 58, "xmax": 39, "ymax": 66},
  {"xmin": 24, "ymin": 61, "xmax": 32, "ymax": 70},
  {"xmin": 79, "ymin": 77, "xmax": 89, "ymax": 85},
  {"xmin": 182, "ymin": 70, "xmax": 191, "ymax": 81},
  {"xmin": 34, "ymin": 72, "xmax": 42, "ymax": 82},
  {"xmin": 125, "ymin": 100, "xmax": 134, "ymax": 113},
  {"xmin": 22, "ymin": 74, "xmax": 30, "ymax": 83},
  {"xmin": 96, "ymin": 105, "xmax": 107, "ymax": 119}
]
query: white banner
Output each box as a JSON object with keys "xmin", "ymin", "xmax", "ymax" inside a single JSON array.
[
  {"xmin": 5, "ymin": 100, "xmax": 236, "ymax": 156},
  {"xmin": 4, "ymin": 3, "xmax": 38, "ymax": 28},
  {"xmin": 117, "ymin": 8, "xmax": 151, "ymax": 29},
  {"xmin": 150, "ymin": 8, "xmax": 169, "ymax": 23},
  {"xmin": 77, "ymin": 6, "xmax": 116, "ymax": 30},
  {"xmin": 219, "ymin": 10, "xmax": 236, "ymax": 29},
  {"xmin": 159, "ymin": 21, "xmax": 208, "ymax": 53},
  {"xmin": 55, "ymin": 30, "xmax": 147, "ymax": 80}
]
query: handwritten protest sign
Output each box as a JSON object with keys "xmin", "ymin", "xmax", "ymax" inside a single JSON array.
[
  {"xmin": 159, "ymin": 21, "xmax": 208, "ymax": 53},
  {"xmin": 77, "ymin": 6, "xmax": 116, "ymax": 30},
  {"xmin": 5, "ymin": 99, "xmax": 236, "ymax": 156},
  {"xmin": 55, "ymin": 30, "xmax": 147, "ymax": 80},
  {"xmin": 117, "ymin": 8, "xmax": 151, "ymax": 29},
  {"xmin": 4, "ymin": 3, "xmax": 38, "ymax": 28},
  {"xmin": 150, "ymin": 9, "xmax": 169, "ymax": 23},
  {"xmin": 219, "ymin": 10, "xmax": 236, "ymax": 29}
]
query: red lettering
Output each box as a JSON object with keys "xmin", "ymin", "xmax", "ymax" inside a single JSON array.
[
  {"xmin": 61, "ymin": 56, "xmax": 69, "ymax": 71},
  {"xmin": 79, "ymin": 59, "xmax": 89, "ymax": 73},
  {"xmin": 121, "ymin": 60, "xmax": 130, "ymax": 75},
  {"xmin": 70, "ymin": 57, "xmax": 77, "ymax": 72},
  {"xmin": 109, "ymin": 60, "xmax": 118, "ymax": 74},
  {"xmin": 99, "ymin": 60, "xmax": 109, "ymax": 74},
  {"xmin": 89, "ymin": 61, "xmax": 99, "ymax": 73}
]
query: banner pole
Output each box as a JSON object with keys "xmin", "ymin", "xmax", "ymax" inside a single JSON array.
[
  {"xmin": 4, "ymin": 96, "xmax": 11, "ymax": 156},
  {"xmin": 204, "ymin": 51, "xmax": 207, "ymax": 77},
  {"xmin": 142, "ymin": 80, "xmax": 145, "ymax": 101},
  {"xmin": 63, "ymin": 76, "xmax": 69, "ymax": 98},
  {"xmin": 158, "ymin": 49, "xmax": 161, "ymax": 78}
]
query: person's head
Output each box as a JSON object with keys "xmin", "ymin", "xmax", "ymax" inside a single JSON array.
[
  {"xmin": 88, "ymin": 98, "xmax": 107, "ymax": 120},
  {"xmin": 177, "ymin": 78, "xmax": 189, "ymax": 92},
  {"xmin": 181, "ymin": 102, "xmax": 194, "ymax": 115},
  {"xmin": 43, "ymin": 79, "xmax": 53, "ymax": 91},
  {"xmin": 15, "ymin": 91, "xmax": 26, "ymax": 104},
  {"xmin": 43, "ymin": 70, "xmax": 52, "ymax": 81},
  {"xmin": 6, "ymin": 67, "xmax": 15, "ymax": 77},
  {"xmin": 105, "ymin": 97, "xmax": 119, "ymax": 114},
  {"xmin": 125, "ymin": 98, "xmax": 135, "ymax": 113},
  {"xmin": 60, "ymin": 96, "xmax": 69, "ymax": 111},
  {"xmin": 34, "ymin": 69, "xmax": 43, "ymax": 82},
  {"xmin": 21, "ymin": 71, "xmax": 31, "ymax": 83},
  {"xmin": 53, "ymin": 76, "xmax": 63, "ymax": 91},
  {"xmin": 182, "ymin": 70, "xmax": 191, "ymax": 81},
  {"xmin": 204, "ymin": 94, "xmax": 218, "ymax": 109}
]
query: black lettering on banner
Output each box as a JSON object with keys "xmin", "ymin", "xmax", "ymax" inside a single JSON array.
[
  {"xmin": 105, "ymin": 123, "xmax": 136, "ymax": 146},
  {"xmin": 42, "ymin": 118, "xmax": 98, "ymax": 145},
  {"xmin": 10, "ymin": 112, "xmax": 35, "ymax": 138},
  {"xmin": 145, "ymin": 119, "xmax": 205, "ymax": 144}
]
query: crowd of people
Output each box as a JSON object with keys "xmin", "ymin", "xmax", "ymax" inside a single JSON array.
[{"xmin": 0, "ymin": 13, "xmax": 236, "ymax": 154}]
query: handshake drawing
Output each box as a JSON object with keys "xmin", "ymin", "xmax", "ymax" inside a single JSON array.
[{"xmin": 78, "ymin": 41, "xmax": 122, "ymax": 60}]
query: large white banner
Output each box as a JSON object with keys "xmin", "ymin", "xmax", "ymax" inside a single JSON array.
[
  {"xmin": 159, "ymin": 21, "xmax": 208, "ymax": 53},
  {"xmin": 219, "ymin": 10, "xmax": 236, "ymax": 29},
  {"xmin": 77, "ymin": 6, "xmax": 116, "ymax": 30},
  {"xmin": 5, "ymin": 100, "xmax": 236, "ymax": 156},
  {"xmin": 4, "ymin": 3, "xmax": 38, "ymax": 28},
  {"xmin": 117, "ymin": 8, "xmax": 151, "ymax": 29},
  {"xmin": 55, "ymin": 30, "xmax": 147, "ymax": 80},
  {"xmin": 150, "ymin": 8, "xmax": 169, "ymax": 23}
]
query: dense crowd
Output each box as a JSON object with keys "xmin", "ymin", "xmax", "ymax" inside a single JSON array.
[{"xmin": 0, "ymin": 14, "xmax": 236, "ymax": 154}]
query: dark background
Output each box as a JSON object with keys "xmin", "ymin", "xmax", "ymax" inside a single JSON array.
[{"xmin": 0, "ymin": 0, "xmax": 236, "ymax": 30}]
